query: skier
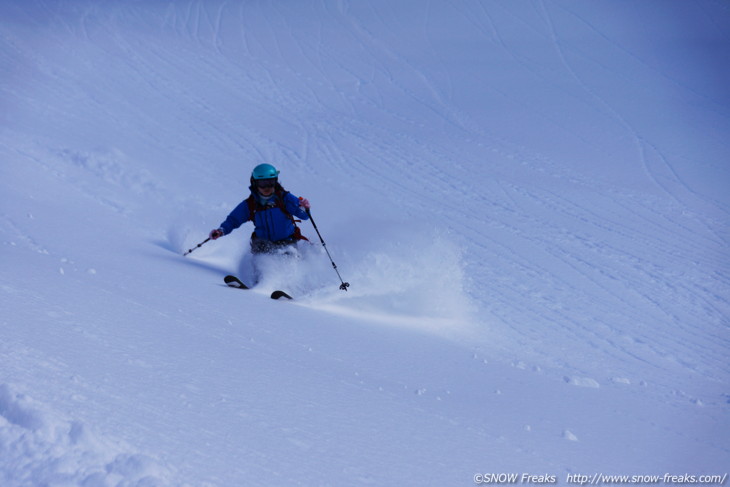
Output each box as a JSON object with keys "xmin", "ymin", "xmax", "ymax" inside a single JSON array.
[{"xmin": 209, "ymin": 163, "xmax": 311, "ymax": 254}]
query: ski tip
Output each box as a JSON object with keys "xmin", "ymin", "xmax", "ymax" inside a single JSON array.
[
  {"xmin": 271, "ymin": 290, "xmax": 293, "ymax": 300},
  {"xmin": 224, "ymin": 275, "xmax": 249, "ymax": 289}
]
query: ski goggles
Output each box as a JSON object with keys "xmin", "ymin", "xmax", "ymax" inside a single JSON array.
[{"xmin": 255, "ymin": 178, "xmax": 277, "ymax": 189}]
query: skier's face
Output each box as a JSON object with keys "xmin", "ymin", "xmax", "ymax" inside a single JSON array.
[{"xmin": 256, "ymin": 179, "xmax": 276, "ymax": 196}]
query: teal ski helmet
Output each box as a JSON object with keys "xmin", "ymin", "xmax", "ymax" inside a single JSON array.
[{"xmin": 251, "ymin": 163, "xmax": 280, "ymax": 181}]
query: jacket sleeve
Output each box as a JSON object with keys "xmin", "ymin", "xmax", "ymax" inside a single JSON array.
[
  {"xmin": 285, "ymin": 192, "xmax": 310, "ymax": 221},
  {"xmin": 220, "ymin": 200, "xmax": 251, "ymax": 235}
]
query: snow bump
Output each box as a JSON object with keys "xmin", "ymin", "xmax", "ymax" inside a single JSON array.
[{"xmin": 0, "ymin": 384, "xmax": 179, "ymax": 487}]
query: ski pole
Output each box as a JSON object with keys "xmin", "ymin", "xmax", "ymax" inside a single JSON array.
[
  {"xmin": 183, "ymin": 237, "xmax": 211, "ymax": 256},
  {"xmin": 306, "ymin": 208, "xmax": 350, "ymax": 291}
]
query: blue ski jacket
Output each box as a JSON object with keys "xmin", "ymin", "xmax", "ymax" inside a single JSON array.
[{"xmin": 219, "ymin": 187, "xmax": 309, "ymax": 242}]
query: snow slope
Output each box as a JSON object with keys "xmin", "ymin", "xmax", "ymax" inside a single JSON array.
[{"xmin": 1, "ymin": 1, "xmax": 729, "ymax": 485}]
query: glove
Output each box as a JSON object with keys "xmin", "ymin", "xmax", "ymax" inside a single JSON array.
[
  {"xmin": 299, "ymin": 197, "xmax": 311, "ymax": 210},
  {"xmin": 209, "ymin": 228, "xmax": 224, "ymax": 240}
]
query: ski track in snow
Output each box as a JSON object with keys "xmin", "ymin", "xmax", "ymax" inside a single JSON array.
[{"xmin": 2, "ymin": 0, "xmax": 729, "ymax": 485}]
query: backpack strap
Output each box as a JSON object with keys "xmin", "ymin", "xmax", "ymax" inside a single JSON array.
[{"xmin": 245, "ymin": 194, "xmax": 257, "ymax": 220}]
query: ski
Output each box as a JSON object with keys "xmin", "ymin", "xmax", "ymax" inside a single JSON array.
[
  {"xmin": 270, "ymin": 290, "xmax": 293, "ymax": 300},
  {"xmin": 224, "ymin": 275, "xmax": 249, "ymax": 289},
  {"xmin": 224, "ymin": 275, "xmax": 292, "ymax": 300}
]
